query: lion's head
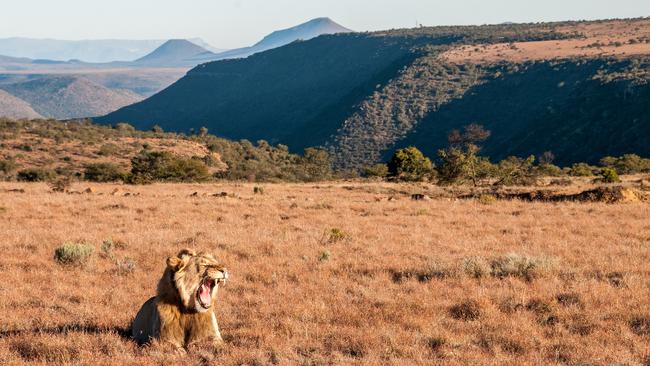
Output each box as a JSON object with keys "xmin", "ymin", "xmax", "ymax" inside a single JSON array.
[{"xmin": 158, "ymin": 249, "xmax": 228, "ymax": 313}]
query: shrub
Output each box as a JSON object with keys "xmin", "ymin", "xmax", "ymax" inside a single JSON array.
[
  {"xmin": 601, "ymin": 154, "xmax": 650, "ymax": 174},
  {"xmin": 48, "ymin": 176, "xmax": 72, "ymax": 192},
  {"xmin": 319, "ymin": 250, "xmax": 332, "ymax": 262},
  {"xmin": 54, "ymin": 242, "xmax": 94, "ymax": 266},
  {"xmin": 599, "ymin": 167, "xmax": 621, "ymax": 183},
  {"xmin": 129, "ymin": 150, "xmax": 211, "ymax": 184},
  {"xmin": 388, "ymin": 146, "xmax": 433, "ymax": 181},
  {"xmin": 253, "ymin": 186, "xmax": 265, "ymax": 194},
  {"xmin": 463, "ymin": 256, "xmax": 490, "ymax": 278},
  {"xmin": 569, "ymin": 162, "xmax": 596, "ymax": 176},
  {"xmin": 84, "ymin": 163, "xmax": 126, "ymax": 182},
  {"xmin": 115, "ymin": 257, "xmax": 136, "ymax": 276},
  {"xmin": 449, "ymin": 300, "xmax": 481, "ymax": 321},
  {"xmin": 0, "ymin": 158, "xmax": 18, "ymax": 176},
  {"xmin": 17, "ymin": 168, "xmax": 56, "ymax": 182},
  {"xmin": 478, "ymin": 194, "xmax": 497, "ymax": 205},
  {"xmin": 536, "ymin": 163, "xmax": 563, "ymax": 177},
  {"xmin": 490, "ymin": 254, "xmax": 554, "ymax": 281},
  {"xmin": 494, "ymin": 156, "xmax": 538, "ymax": 186},
  {"xmin": 629, "ymin": 316, "xmax": 650, "ymax": 336},
  {"xmin": 97, "ymin": 143, "xmax": 120, "ymax": 156},
  {"xmin": 363, "ymin": 164, "xmax": 389, "ymax": 178},
  {"xmin": 327, "ymin": 228, "xmax": 347, "ymax": 243}
]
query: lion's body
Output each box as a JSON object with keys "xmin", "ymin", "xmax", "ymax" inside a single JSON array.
[{"xmin": 131, "ymin": 250, "xmax": 227, "ymax": 349}]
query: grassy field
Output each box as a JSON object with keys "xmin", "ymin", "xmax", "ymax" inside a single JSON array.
[{"xmin": 0, "ymin": 181, "xmax": 649, "ymax": 365}]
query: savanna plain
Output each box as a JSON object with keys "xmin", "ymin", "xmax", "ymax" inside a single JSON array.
[{"xmin": 0, "ymin": 181, "xmax": 649, "ymax": 365}]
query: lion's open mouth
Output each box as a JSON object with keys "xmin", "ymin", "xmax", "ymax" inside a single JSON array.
[{"xmin": 197, "ymin": 278, "xmax": 215, "ymax": 309}]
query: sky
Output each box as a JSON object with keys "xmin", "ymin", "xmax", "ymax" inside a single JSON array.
[{"xmin": 2, "ymin": 0, "xmax": 649, "ymax": 49}]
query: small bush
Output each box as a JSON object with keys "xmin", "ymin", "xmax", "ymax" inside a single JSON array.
[
  {"xmin": 84, "ymin": 163, "xmax": 126, "ymax": 182},
  {"xmin": 556, "ymin": 292, "xmax": 582, "ymax": 307},
  {"xmin": 115, "ymin": 257, "xmax": 136, "ymax": 276},
  {"xmin": 0, "ymin": 159, "xmax": 18, "ymax": 176},
  {"xmin": 54, "ymin": 242, "xmax": 94, "ymax": 266},
  {"xmin": 463, "ymin": 256, "xmax": 490, "ymax": 279},
  {"xmin": 319, "ymin": 250, "xmax": 332, "ymax": 262},
  {"xmin": 97, "ymin": 143, "xmax": 120, "ymax": 156},
  {"xmin": 630, "ymin": 316, "xmax": 650, "ymax": 336},
  {"xmin": 364, "ymin": 164, "xmax": 389, "ymax": 178},
  {"xmin": 253, "ymin": 186, "xmax": 265, "ymax": 194},
  {"xmin": 129, "ymin": 150, "xmax": 211, "ymax": 184},
  {"xmin": 599, "ymin": 167, "xmax": 620, "ymax": 183},
  {"xmin": 490, "ymin": 254, "xmax": 554, "ymax": 281},
  {"xmin": 427, "ymin": 337, "xmax": 446, "ymax": 352},
  {"xmin": 48, "ymin": 176, "xmax": 72, "ymax": 192},
  {"xmin": 569, "ymin": 162, "xmax": 596, "ymax": 176},
  {"xmin": 478, "ymin": 194, "xmax": 497, "ymax": 205},
  {"xmin": 327, "ymin": 228, "xmax": 347, "ymax": 243},
  {"xmin": 17, "ymin": 168, "xmax": 56, "ymax": 182},
  {"xmin": 449, "ymin": 300, "xmax": 481, "ymax": 321}
]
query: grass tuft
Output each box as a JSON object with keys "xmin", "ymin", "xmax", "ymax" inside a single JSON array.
[
  {"xmin": 449, "ymin": 300, "xmax": 481, "ymax": 321},
  {"xmin": 54, "ymin": 242, "xmax": 94, "ymax": 266}
]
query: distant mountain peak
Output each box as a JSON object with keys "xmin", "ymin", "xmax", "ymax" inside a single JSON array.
[
  {"xmin": 135, "ymin": 39, "xmax": 214, "ymax": 66},
  {"xmin": 253, "ymin": 17, "xmax": 352, "ymax": 49}
]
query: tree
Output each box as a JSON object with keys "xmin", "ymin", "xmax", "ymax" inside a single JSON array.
[
  {"xmin": 388, "ymin": 146, "xmax": 433, "ymax": 181},
  {"xmin": 494, "ymin": 155, "xmax": 537, "ymax": 186},
  {"xmin": 129, "ymin": 150, "xmax": 211, "ymax": 184},
  {"xmin": 437, "ymin": 124, "xmax": 491, "ymax": 185},
  {"xmin": 295, "ymin": 148, "xmax": 332, "ymax": 182},
  {"xmin": 84, "ymin": 163, "xmax": 127, "ymax": 182},
  {"xmin": 151, "ymin": 125, "xmax": 164, "ymax": 134}
]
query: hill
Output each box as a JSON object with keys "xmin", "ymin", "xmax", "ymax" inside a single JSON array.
[
  {"xmin": 98, "ymin": 18, "xmax": 650, "ymax": 170},
  {"xmin": 196, "ymin": 17, "xmax": 352, "ymax": 62},
  {"xmin": 0, "ymin": 89, "xmax": 43, "ymax": 119},
  {"xmin": 134, "ymin": 39, "xmax": 215, "ymax": 67},
  {"xmin": 1, "ymin": 76, "xmax": 142, "ymax": 119}
]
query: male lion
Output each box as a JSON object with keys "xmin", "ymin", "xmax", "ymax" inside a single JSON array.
[{"xmin": 132, "ymin": 249, "xmax": 229, "ymax": 349}]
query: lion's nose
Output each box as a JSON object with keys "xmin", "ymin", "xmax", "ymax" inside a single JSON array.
[{"xmin": 218, "ymin": 270, "xmax": 229, "ymax": 283}]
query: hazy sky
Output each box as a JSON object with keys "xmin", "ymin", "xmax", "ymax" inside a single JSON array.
[{"xmin": 2, "ymin": 0, "xmax": 649, "ymax": 48}]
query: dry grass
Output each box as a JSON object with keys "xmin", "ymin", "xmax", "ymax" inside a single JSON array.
[
  {"xmin": 442, "ymin": 18, "xmax": 650, "ymax": 63},
  {"xmin": 0, "ymin": 181, "xmax": 649, "ymax": 365}
]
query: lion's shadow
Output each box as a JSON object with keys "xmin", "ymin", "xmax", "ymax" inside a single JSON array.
[{"xmin": 0, "ymin": 323, "xmax": 132, "ymax": 341}]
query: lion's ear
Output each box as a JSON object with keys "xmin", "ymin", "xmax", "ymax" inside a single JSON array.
[
  {"xmin": 166, "ymin": 249, "xmax": 196, "ymax": 271},
  {"xmin": 176, "ymin": 248, "xmax": 196, "ymax": 258}
]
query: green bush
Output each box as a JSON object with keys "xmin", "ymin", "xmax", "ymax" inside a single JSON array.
[
  {"xmin": 494, "ymin": 156, "xmax": 538, "ymax": 186},
  {"xmin": 17, "ymin": 168, "xmax": 56, "ymax": 182},
  {"xmin": 569, "ymin": 162, "xmax": 596, "ymax": 176},
  {"xmin": 129, "ymin": 150, "xmax": 211, "ymax": 184},
  {"xmin": 599, "ymin": 167, "xmax": 620, "ymax": 183},
  {"xmin": 600, "ymin": 154, "xmax": 650, "ymax": 174},
  {"xmin": 0, "ymin": 159, "xmax": 19, "ymax": 178},
  {"xmin": 363, "ymin": 163, "xmax": 389, "ymax": 178},
  {"xmin": 97, "ymin": 143, "xmax": 120, "ymax": 156},
  {"xmin": 536, "ymin": 163, "xmax": 563, "ymax": 177},
  {"xmin": 54, "ymin": 242, "xmax": 94, "ymax": 266},
  {"xmin": 84, "ymin": 163, "xmax": 126, "ymax": 182},
  {"xmin": 388, "ymin": 147, "xmax": 433, "ymax": 181}
]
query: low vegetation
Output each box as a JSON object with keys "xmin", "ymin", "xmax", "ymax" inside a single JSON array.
[
  {"xmin": 0, "ymin": 182, "xmax": 648, "ymax": 364},
  {"xmin": 53, "ymin": 242, "xmax": 94, "ymax": 266}
]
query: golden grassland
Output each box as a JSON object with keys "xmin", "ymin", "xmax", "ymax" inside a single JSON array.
[
  {"xmin": 442, "ymin": 18, "xmax": 650, "ymax": 63},
  {"xmin": 0, "ymin": 181, "xmax": 649, "ymax": 365}
]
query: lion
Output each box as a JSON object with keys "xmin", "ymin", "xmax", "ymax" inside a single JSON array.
[{"xmin": 132, "ymin": 249, "xmax": 229, "ymax": 350}]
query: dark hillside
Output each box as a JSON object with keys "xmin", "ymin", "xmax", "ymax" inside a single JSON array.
[
  {"xmin": 393, "ymin": 58, "xmax": 650, "ymax": 166},
  {"xmin": 98, "ymin": 33, "xmax": 458, "ymax": 147}
]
